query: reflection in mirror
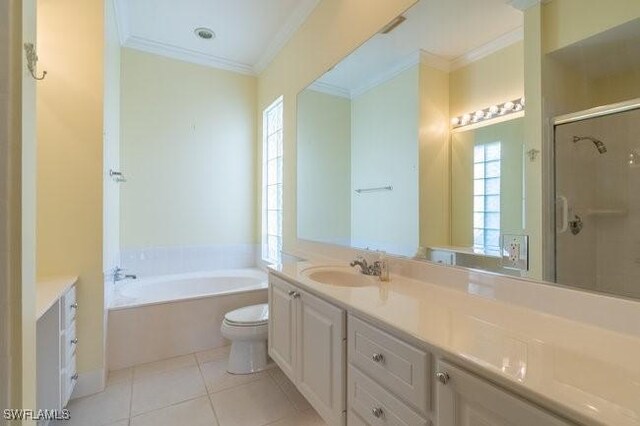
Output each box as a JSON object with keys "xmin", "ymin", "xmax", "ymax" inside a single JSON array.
[
  {"xmin": 297, "ymin": 0, "xmax": 640, "ymax": 300},
  {"xmin": 434, "ymin": 117, "xmax": 524, "ymax": 275}
]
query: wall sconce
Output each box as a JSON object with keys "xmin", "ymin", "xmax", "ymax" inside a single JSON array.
[{"xmin": 451, "ymin": 97, "xmax": 525, "ymax": 129}]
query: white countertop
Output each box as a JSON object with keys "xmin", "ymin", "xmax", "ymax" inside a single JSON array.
[
  {"xmin": 269, "ymin": 261, "xmax": 640, "ymax": 426},
  {"xmin": 36, "ymin": 276, "xmax": 77, "ymax": 319}
]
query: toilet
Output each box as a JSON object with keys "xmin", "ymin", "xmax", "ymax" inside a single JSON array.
[{"xmin": 220, "ymin": 303, "xmax": 269, "ymax": 374}]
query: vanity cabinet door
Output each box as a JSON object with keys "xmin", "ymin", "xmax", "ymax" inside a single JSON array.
[
  {"xmin": 296, "ymin": 289, "xmax": 346, "ymax": 426},
  {"xmin": 268, "ymin": 275, "xmax": 297, "ymax": 381},
  {"xmin": 435, "ymin": 360, "xmax": 571, "ymax": 426}
]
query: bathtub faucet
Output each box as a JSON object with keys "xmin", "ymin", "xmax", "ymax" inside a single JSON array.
[{"xmin": 113, "ymin": 267, "xmax": 137, "ymax": 282}]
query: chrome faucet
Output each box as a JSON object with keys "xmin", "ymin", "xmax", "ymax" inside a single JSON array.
[
  {"xmin": 350, "ymin": 256, "xmax": 389, "ymax": 281},
  {"xmin": 113, "ymin": 267, "xmax": 137, "ymax": 282}
]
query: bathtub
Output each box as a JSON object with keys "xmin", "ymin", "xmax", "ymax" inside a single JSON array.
[{"xmin": 107, "ymin": 268, "xmax": 268, "ymax": 370}]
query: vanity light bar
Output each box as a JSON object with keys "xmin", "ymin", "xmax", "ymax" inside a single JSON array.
[{"xmin": 451, "ymin": 97, "xmax": 525, "ymax": 129}]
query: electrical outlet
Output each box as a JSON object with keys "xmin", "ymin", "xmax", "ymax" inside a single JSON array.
[{"xmin": 501, "ymin": 234, "xmax": 529, "ymax": 271}]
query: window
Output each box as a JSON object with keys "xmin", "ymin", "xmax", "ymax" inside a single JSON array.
[
  {"xmin": 262, "ymin": 96, "xmax": 284, "ymax": 263},
  {"xmin": 473, "ymin": 142, "xmax": 501, "ymax": 253}
]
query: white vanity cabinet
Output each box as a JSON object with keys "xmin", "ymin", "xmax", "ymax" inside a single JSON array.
[
  {"xmin": 434, "ymin": 360, "xmax": 571, "ymax": 426},
  {"xmin": 268, "ymin": 274, "xmax": 347, "ymax": 426},
  {"xmin": 269, "ymin": 272, "xmax": 574, "ymax": 426},
  {"xmin": 37, "ymin": 278, "xmax": 79, "ymax": 415}
]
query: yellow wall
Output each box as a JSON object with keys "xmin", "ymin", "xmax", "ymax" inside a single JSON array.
[
  {"xmin": 120, "ymin": 49, "xmax": 258, "ymax": 249},
  {"xmin": 37, "ymin": 0, "xmax": 105, "ymax": 377},
  {"xmin": 297, "ymin": 89, "xmax": 351, "ymax": 245},
  {"xmin": 419, "ymin": 62, "xmax": 450, "ymax": 249},
  {"xmin": 450, "ymin": 41, "xmax": 524, "ymax": 118},
  {"xmin": 257, "ymin": 0, "xmax": 417, "ymax": 252},
  {"xmin": 543, "ymin": 0, "xmax": 640, "ymax": 53}
]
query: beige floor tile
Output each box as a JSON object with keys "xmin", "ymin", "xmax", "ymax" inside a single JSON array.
[
  {"xmin": 200, "ymin": 357, "xmax": 267, "ymax": 394},
  {"xmin": 130, "ymin": 396, "xmax": 218, "ymax": 426},
  {"xmin": 267, "ymin": 367, "xmax": 291, "ymax": 387},
  {"xmin": 108, "ymin": 367, "xmax": 133, "ymax": 385},
  {"xmin": 133, "ymin": 354, "xmax": 196, "ymax": 381},
  {"xmin": 131, "ymin": 365, "xmax": 206, "ymax": 416},
  {"xmin": 265, "ymin": 409, "xmax": 326, "ymax": 426},
  {"xmin": 195, "ymin": 346, "xmax": 230, "ymax": 365},
  {"xmin": 210, "ymin": 377, "xmax": 296, "ymax": 426},
  {"xmin": 276, "ymin": 375, "xmax": 312, "ymax": 412},
  {"xmin": 105, "ymin": 421, "xmax": 129, "ymax": 426},
  {"xmin": 62, "ymin": 381, "xmax": 131, "ymax": 426}
]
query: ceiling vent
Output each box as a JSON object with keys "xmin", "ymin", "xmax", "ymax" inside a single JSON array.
[{"xmin": 380, "ymin": 16, "xmax": 406, "ymax": 34}]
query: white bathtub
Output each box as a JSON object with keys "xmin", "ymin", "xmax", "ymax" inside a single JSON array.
[
  {"xmin": 110, "ymin": 268, "xmax": 267, "ymax": 309},
  {"xmin": 107, "ymin": 268, "xmax": 268, "ymax": 370}
]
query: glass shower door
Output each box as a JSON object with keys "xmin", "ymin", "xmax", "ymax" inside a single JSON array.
[{"xmin": 554, "ymin": 107, "xmax": 640, "ymax": 298}]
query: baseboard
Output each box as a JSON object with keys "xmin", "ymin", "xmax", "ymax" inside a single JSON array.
[{"xmin": 71, "ymin": 368, "xmax": 105, "ymax": 400}]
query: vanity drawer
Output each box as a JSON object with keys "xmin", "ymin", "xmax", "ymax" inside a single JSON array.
[
  {"xmin": 348, "ymin": 365, "xmax": 428, "ymax": 426},
  {"xmin": 62, "ymin": 354, "xmax": 77, "ymax": 407},
  {"xmin": 65, "ymin": 321, "xmax": 78, "ymax": 361},
  {"xmin": 348, "ymin": 315, "xmax": 430, "ymax": 414},
  {"xmin": 63, "ymin": 286, "xmax": 78, "ymax": 327}
]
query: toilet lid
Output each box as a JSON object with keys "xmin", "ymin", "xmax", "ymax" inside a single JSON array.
[{"xmin": 224, "ymin": 303, "xmax": 269, "ymax": 326}]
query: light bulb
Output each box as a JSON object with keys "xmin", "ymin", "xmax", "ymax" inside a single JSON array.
[
  {"xmin": 489, "ymin": 105, "xmax": 499, "ymax": 115},
  {"xmin": 519, "ymin": 97, "xmax": 525, "ymax": 106},
  {"xmin": 474, "ymin": 110, "xmax": 485, "ymax": 120},
  {"xmin": 462, "ymin": 114, "xmax": 471, "ymax": 125},
  {"xmin": 503, "ymin": 101, "xmax": 515, "ymax": 111},
  {"xmin": 451, "ymin": 117, "xmax": 460, "ymax": 126}
]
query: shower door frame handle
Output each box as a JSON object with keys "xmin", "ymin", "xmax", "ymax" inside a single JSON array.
[{"xmin": 556, "ymin": 196, "xmax": 569, "ymax": 234}]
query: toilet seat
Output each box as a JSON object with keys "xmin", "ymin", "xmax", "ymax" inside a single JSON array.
[{"xmin": 224, "ymin": 303, "xmax": 268, "ymax": 327}]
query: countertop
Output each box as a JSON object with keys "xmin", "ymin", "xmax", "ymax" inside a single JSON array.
[
  {"xmin": 269, "ymin": 261, "xmax": 640, "ymax": 426},
  {"xmin": 36, "ymin": 276, "xmax": 77, "ymax": 319}
]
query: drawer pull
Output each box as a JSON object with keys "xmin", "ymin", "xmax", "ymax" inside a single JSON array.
[
  {"xmin": 371, "ymin": 407, "xmax": 384, "ymax": 418},
  {"xmin": 70, "ymin": 303, "xmax": 78, "ymax": 309},
  {"xmin": 71, "ymin": 373, "xmax": 78, "ymax": 381},
  {"xmin": 372, "ymin": 353, "xmax": 385, "ymax": 363},
  {"xmin": 70, "ymin": 338, "xmax": 79, "ymax": 345},
  {"xmin": 435, "ymin": 371, "xmax": 450, "ymax": 385}
]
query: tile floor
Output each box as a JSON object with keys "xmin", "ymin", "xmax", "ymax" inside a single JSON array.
[{"xmin": 62, "ymin": 347, "xmax": 326, "ymax": 426}]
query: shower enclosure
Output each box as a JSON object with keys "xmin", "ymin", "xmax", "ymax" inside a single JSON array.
[{"xmin": 554, "ymin": 106, "xmax": 640, "ymax": 299}]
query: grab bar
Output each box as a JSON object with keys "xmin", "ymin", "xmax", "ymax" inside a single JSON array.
[{"xmin": 355, "ymin": 186, "xmax": 393, "ymax": 194}]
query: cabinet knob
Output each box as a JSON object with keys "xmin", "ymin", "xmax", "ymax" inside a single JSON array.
[
  {"xmin": 371, "ymin": 407, "xmax": 384, "ymax": 418},
  {"xmin": 291, "ymin": 291, "xmax": 301, "ymax": 299},
  {"xmin": 435, "ymin": 371, "xmax": 450, "ymax": 385},
  {"xmin": 71, "ymin": 338, "xmax": 79, "ymax": 345},
  {"xmin": 71, "ymin": 373, "xmax": 78, "ymax": 381},
  {"xmin": 71, "ymin": 303, "xmax": 78, "ymax": 309},
  {"xmin": 372, "ymin": 353, "xmax": 385, "ymax": 363}
]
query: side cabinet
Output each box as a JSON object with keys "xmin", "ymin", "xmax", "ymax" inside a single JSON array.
[
  {"xmin": 435, "ymin": 360, "xmax": 571, "ymax": 426},
  {"xmin": 268, "ymin": 275, "xmax": 297, "ymax": 381},
  {"xmin": 296, "ymin": 287, "xmax": 346, "ymax": 426},
  {"xmin": 268, "ymin": 273, "xmax": 346, "ymax": 426}
]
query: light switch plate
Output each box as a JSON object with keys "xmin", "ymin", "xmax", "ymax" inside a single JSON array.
[{"xmin": 501, "ymin": 234, "xmax": 529, "ymax": 271}]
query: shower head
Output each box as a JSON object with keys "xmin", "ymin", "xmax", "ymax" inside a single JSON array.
[{"xmin": 573, "ymin": 136, "xmax": 607, "ymax": 154}]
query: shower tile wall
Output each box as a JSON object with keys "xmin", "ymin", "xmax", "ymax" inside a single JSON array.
[
  {"xmin": 556, "ymin": 108, "xmax": 640, "ymax": 299},
  {"xmin": 120, "ymin": 244, "xmax": 259, "ymax": 278}
]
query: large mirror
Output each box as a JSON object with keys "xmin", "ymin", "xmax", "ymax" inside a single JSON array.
[{"xmin": 297, "ymin": 0, "xmax": 640, "ymax": 300}]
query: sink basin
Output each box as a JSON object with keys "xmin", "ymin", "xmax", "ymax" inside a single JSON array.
[{"xmin": 302, "ymin": 266, "xmax": 376, "ymax": 287}]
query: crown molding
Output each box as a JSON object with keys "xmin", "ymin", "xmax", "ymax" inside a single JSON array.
[
  {"xmin": 123, "ymin": 35, "xmax": 255, "ymax": 75},
  {"xmin": 450, "ymin": 26, "xmax": 523, "ymax": 70},
  {"xmin": 253, "ymin": 0, "xmax": 321, "ymax": 74},
  {"xmin": 419, "ymin": 50, "xmax": 451, "ymax": 73},
  {"xmin": 307, "ymin": 81, "xmax": 351, "ymax": 99},
  {"xmin": 507, "ymin": 0, "xmax": 550, "ymax": 11}
]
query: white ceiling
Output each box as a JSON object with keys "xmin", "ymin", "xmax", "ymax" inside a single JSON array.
[
  {"xmin": 313, "ymin": 0, "xmax": 524, "ymax": 97},
  {"xmin": 114, "ymin": 0, "xmax": 321, "ymax": 75}
]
